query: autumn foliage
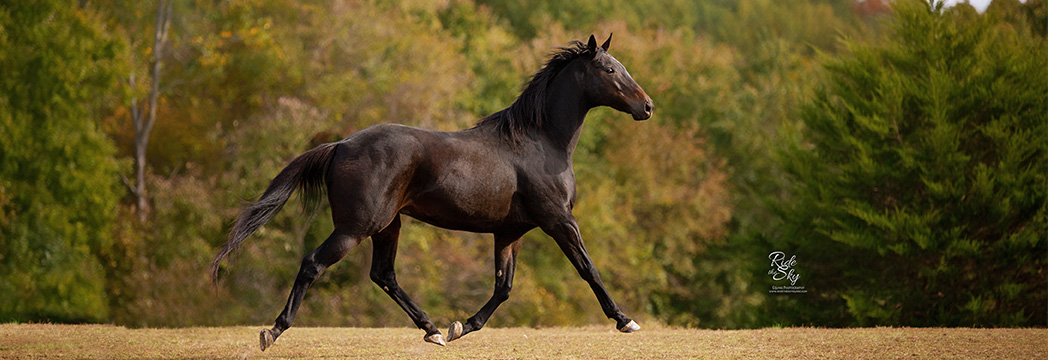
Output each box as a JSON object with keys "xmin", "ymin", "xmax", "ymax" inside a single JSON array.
[{"xmin": 1, "ymin": 0, "xmax": 1043, "ymax": 328}]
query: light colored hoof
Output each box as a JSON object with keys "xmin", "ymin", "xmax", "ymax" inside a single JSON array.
[
  {"xmin": 447, "ymin": 321, "xmax": 464, "ymax": 342},
  {"xmin": 260, "ymin": 329, "xmax": 275, "ymax": 351},
  {"xmin": 424, "ymin": 333, "xmax": 447, "ymax": 347},
  {"xmin": 619, "ymin": 320, "xmax": 640, "ymax": 333}
]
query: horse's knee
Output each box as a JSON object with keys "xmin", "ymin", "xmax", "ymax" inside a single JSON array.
[
  {"xmin": 493, "ymin": 284, "xmax": 512, "ymax": 303},
  {"xmin": 298, "ymin": 256, "xmax": 325, "ymax": 282},
  {"xmin": 369, "ymin": 269, "xmax": 396, "ymax": 290}
]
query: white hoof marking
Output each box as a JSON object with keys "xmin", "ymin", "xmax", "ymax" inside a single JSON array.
[
  {"xmin": 424, "ymin": 333, "xmax": 447, "ymax": 346},
  {"xmin": 619, "ymin": 320, "xmax": 640, "ymax": 333}
]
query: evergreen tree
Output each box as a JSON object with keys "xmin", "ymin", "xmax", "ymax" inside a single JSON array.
[{"xmin": 775, "ymin": 0, "xmax": 1046, "ymax": 326}]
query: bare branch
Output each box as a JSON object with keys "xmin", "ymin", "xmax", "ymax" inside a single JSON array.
[
  {"xmin": 120, "ymin": 174, "xmax": 137, "ymax": 195},
  {"xmin": 130, "ymin": 0, "xmax": 174, "ymax": 222},
  {"xmin": 129, "ymin": 74, "xmax": 141, "ymax": 131},
  {"xmin": 142, "ymin": 0, "xmax": 171, "ymax": 141}
]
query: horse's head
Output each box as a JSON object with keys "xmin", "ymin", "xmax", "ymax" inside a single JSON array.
[{"xmin": 580, "ymin": 34, "xmax": 654, "ymax": 121}]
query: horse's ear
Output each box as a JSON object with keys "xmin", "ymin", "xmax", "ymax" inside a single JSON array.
[
  {"xmin": 587, "ymin": 34, "xmax": 598, "ymax": 52},
  {"xmin": 601, "ymin": 33, "xmax": 612, "ymax": 51}
]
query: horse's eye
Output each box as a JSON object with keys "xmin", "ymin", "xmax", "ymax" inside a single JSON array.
[{"xmin": 605, "ymin": 67, "xmax": 615, "ymax": 74}]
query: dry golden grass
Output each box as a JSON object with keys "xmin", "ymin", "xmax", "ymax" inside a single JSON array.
[{"xmin": 1, "ymin": 323, "xmax": 1044, "ymax": 359}]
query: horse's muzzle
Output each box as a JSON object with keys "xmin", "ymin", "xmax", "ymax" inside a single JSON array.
[{"xmin": 632, "ymin": 97, "xmax": 654, "ymax": 121}]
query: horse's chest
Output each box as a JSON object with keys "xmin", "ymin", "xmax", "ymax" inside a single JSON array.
[{"xmin": 519, "ymin": 170, "xmax": 577, "ymax": 214}]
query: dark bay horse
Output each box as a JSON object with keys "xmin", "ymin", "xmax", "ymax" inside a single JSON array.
[{"xmin": 210, "ymin": 34, "xmax": 654, "ymax": 350}]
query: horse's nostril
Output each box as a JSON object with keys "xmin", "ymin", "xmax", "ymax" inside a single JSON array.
[{"xmin": 644, "ymin": 101, "xmax": 653, "ymax": 114}]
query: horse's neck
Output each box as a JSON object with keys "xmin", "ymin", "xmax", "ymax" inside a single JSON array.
[{"xmin": 541, "ymin": 68, "xmax": 590, "ymax": 156}]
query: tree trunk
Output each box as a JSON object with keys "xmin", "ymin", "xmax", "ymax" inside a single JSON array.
[{"xmin": 130, "ymin": 0, "xmax": 172, "ymax": 223}]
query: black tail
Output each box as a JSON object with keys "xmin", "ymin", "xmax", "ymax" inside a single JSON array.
[{"xmin": 209, "ymin": 142, "xmax": 339, "ymax": 285}]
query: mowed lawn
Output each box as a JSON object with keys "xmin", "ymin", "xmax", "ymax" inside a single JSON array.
[{"xmin": 1, "ymin": 324, "xmax": 1044, "ymax": 359}]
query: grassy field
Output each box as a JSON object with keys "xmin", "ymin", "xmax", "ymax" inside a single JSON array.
[{"xmin": 1, "ymin": 323, "xmax": 1044, "ymax": 359}]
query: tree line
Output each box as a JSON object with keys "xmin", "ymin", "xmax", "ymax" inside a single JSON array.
[{"xmin": 0, "ymin": 0, "xmax": 1043, "ymax": 328}]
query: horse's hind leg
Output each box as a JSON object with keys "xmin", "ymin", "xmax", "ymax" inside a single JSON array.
[
  {"xmin": 369, "ymin": 216, "xmax": 444, "ymax": 345},
  {"xmin": 260, "ymin": 228, "xmax": 362, "ymax": 351},
  {"xmin": 447, "ymin": 229, "xmax": 528, "ymax": 342}
]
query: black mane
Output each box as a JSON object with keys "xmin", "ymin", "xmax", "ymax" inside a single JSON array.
[{"xmin": 474, "ymin": 40, "xmax": 593, "ymax": 140}]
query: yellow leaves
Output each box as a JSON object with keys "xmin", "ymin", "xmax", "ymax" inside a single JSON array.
[
  {"xmin": 598, "ymin": 120, "xmax": 732, "ymax": 276},
  {"xmin": 220, "ymin": 30, "xmax": 232, "ymax": 38},
  {"xmin": 296, "ymin": 0, "xmax": 474, "ymax": 131},
  {"xmin": 197, "ymin": 49, "xmax": 227, "ymax": 68}
]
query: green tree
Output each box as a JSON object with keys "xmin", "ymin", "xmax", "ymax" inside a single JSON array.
[
  {"xmin": 0, "ymin": 1, "xmax": 124, "ymax": 322},
  {"xmin": 774, "ymin": 0, "xmax": 1046, "ymax": 326}
]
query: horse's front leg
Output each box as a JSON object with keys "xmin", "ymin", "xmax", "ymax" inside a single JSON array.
[
  {"xmin": 541, "ymin": 216, "xmax": 639, "ymax": 332},
  {"xmin": 447, "ymin": 229, "xmax": 530, "ymax": 342}
]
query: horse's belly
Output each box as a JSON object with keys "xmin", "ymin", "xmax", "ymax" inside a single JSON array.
[
  {"xmin": 400, "ymin": 173, "xmax": 521, "ymax": 232},
  {"xmin": 400, "ymin": 203, "xmax": 516, "ymax": 233}
]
